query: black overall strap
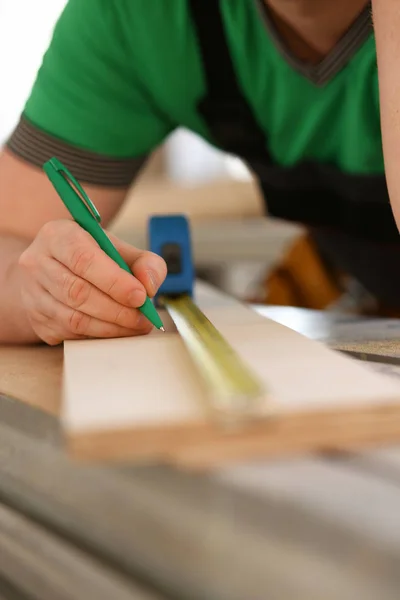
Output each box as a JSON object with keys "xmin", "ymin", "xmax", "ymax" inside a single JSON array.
[
  {"xmin": 189, "ymin": 0, "xmax": 399, "ymax": 244},
  {"xmin": 189, "ymin": 0, "xmax": 267, "ymax": 160}
]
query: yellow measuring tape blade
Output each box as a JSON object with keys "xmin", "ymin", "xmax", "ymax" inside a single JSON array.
[{"xmin": 162, "ymin": 295, "xmax": 266, "ymax": 424}]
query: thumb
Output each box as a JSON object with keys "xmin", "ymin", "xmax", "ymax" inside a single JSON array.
[{"xmin": 106, "ymin": 231, "xmax": 167, "ymax": 297}]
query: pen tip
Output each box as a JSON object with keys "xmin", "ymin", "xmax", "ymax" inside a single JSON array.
[{"xmin": 159, "ymin": 327, "xmax": 165, "ymax": 332}]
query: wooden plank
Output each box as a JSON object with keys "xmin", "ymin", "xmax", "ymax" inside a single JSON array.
[
  {"xmin": 0, "ymin": 305, "xmax": 398, "ymax": 423},
  {"xmin": 62, "ymin": 282, "xmax": 400, "ymax": 466},
  {"xmin": 3, "ymin": 305, "xmax": 400, "ymax": 597},
  {"xmin": 0, "ymin": 345, "xmax": 62, "ymax": 416},
  {"xmin": 334, "ymin": 340, "xmax": 400, "ymax": 359},
  {"xmin": 111, "ymin": 179, "xmax": 265, "ymax": 232}
]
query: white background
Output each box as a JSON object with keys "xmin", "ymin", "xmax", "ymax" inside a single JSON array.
[
  {"xmin": 0, "ymin": 0, "xmax": 67, "ymax": 143},
  {"xmin": 0, "ymin": 0, "xmax": 249, "ymax": 182}
]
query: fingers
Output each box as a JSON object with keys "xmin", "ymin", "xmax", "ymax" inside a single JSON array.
[
  {"xmin": 19, "ymin": 219, "xmax": 167, "ymax": 345},
  {"xmin": 43, "ymin": 221, "xmax": 147, "ymax": 307},
  {"xmin": 107, "ymin": 232, "xmax": 167, "ymax": 297},
  {"xmin": 131, "ymin": 252, "xmax": 167, "ymax": 298},
  {"xmin": 24, "ymin": 282, "xmax": 152, "ymax": 345},
  {"xmin": 36, "ymin": 256, "xmax": 150, "ymax": 330}
]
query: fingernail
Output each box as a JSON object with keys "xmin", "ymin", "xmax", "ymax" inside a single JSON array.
[
  {"xmin": 147, "ymin": 270, "xmax": 158, "ymax": 295},
  {"xmin": 129, "ymin": 289, "xmax": 146, "ymax": 307}
]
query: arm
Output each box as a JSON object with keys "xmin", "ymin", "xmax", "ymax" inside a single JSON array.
[
  {"xmin": 372, "ymin": 0, "xmax": 400, "ymax": 228},
  {"xmin": 0, "ymin": 0, "xmax": 172, "ymax": 344},
  {"xmin": 0, "ymin": 149, "xmax": 128, "ymax": 343}
]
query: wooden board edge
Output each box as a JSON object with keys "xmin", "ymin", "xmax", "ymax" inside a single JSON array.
[{"xmin": 64, "ymin": 404, "xmax": 400, "ymax": 467}]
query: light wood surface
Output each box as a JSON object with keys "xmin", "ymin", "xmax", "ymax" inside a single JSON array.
[
  {"xmin": 61, "ymin": 282, "xmax": 400, "ymax": 467},
  {"xmin": 113, "ymin": 178, "xmax": 265, "ymax": 232},
  {"xmin": 3, "ymin": 305, "xmax": 400, "ymax": 598},
  {"xmin": 0, "ymin": 345, "xmax": 62, "ymax": 415}
]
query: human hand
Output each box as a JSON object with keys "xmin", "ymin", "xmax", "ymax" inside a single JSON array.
[{"xmin": 18, "ymin": 219, "xmax": 167, "ymax": 345}]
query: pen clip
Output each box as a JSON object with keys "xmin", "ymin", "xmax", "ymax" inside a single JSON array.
[{"xmin": 47, "ymin": 157, "xmax": 101, "ymax": 223}]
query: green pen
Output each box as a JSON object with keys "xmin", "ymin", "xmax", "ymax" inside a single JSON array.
[{"xmin": 43, "ymin": 157, "xmax": 165, "ymax": 332}]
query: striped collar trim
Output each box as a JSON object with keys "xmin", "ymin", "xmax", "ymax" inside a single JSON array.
[{"xmin": 255, "ymin": 1, "xmax": 373, "ymax": 86}]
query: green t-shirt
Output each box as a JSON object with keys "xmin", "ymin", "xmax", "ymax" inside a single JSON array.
[{"xmin": 7, "ymin": 0, "xmax": 382, "ymax": 187}]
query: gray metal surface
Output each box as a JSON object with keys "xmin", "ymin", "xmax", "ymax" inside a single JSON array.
[
  {"xmin": 252, "ymin": 305, "xmax": 400, "ymax": 343},
  {"xmin": 0, "ymin": 578, "xmax": 30, "ymax": 600},
  {"xmin": 0, "ymin": 411, "xmax": 399, "ymax": 600},
  {"xmin": 339, "ymin": 349, "xmax": 400, "ymax": 366},
  {"xmin": 0, "ymin": 500, "xmax": 159, "ymax": 600},
  {"xmin": 1, "ymin": 307, "xmax": 400, "ymax": 599}
]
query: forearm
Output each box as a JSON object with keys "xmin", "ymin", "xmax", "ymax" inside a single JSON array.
[
  {"xmin": 0, "ymin": 235, "xmax": 40, "ymax": 344},
  {"xmin": 372, "ymin": 0, "xmax": 400, "ymax": 228}
]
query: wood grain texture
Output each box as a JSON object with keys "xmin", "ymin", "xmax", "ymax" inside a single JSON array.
[
  {"xmin": 0, "ymin": 345, "xmax": 62, "ymax": 415},
  {"xmin": 334, "ymin": 340, "xmax": 400, "ymax": 358},
  {"xmin": 3, "ymin": 306, "xmax": 400, "ymax": 598},
  {"xmin": 112, "ymin": 178, "xmax": 265, "ymax": 232},
  {"xmin": 62, "ymin": 282, "xmax": 400, "ymax": 467}
]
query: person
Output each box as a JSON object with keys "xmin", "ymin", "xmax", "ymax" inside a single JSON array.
[{"xmin": 0, "ymin": 0, "xmax": 398, "ymax": 345}]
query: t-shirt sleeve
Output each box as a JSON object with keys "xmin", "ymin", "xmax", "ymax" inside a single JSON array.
[{"xmin": 6, "ymin": 0, "xmax": 175, "ymax": 186}]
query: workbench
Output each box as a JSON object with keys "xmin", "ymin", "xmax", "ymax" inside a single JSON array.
[
  {"xmin": 1, "ymin": 306, "xmax": 400, "ymax": 600},
  {"xmin": 110, "ymin": 177, "xmax": 302, "ymax": 300}
]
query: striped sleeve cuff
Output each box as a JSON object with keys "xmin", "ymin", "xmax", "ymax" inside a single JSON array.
[{"xmin": 6, "ymin": 116, "xmax": 148, "ymax": 187}]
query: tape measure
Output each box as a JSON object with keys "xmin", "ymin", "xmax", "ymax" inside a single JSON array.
[{"xmin": 148, "ymin": 215, "xmax": 266, "ymax": 425}]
